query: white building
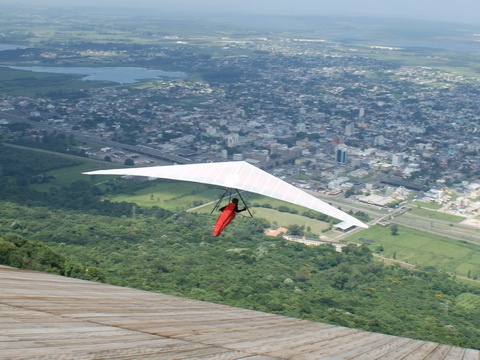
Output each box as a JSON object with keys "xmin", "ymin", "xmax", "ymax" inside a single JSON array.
[
  {"xmin": 345, "ymin": 122, "xmax": 355, "ymax": 136},
  {"xmin": 359, "ymin": 107, "xmax": 365, "ymax": 118},
  {"xmin": 226, "ymin": 133, "xmax": 240, "ymax": 147},
  {"xmin": 374, "ymin": 135, "xmax": 386, "ymax": 146},
  {"xmin": 392, "ymin": 153, "xmax": 404, "ymax": 167}
]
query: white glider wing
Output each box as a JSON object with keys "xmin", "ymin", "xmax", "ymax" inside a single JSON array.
[{"xmin": 84, "ymin": 161, "xmax": 368, "ymax": 228}]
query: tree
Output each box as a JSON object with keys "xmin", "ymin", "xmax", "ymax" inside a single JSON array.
[
  {"xmin": 287, "ymin": 224, "xmax": 304, "ymax": 236},
  {"xmin": 344, "ymin": 188, "xmax": 355, "ymax": 198},
  {"xmin": 390, "ymin": 224, "xmax": 399, "ymax": 236}
]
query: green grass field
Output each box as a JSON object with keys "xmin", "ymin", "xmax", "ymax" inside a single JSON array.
[
  {"xmin": 29, "ymin": 161, "xmax": 120, "ymax": 192},
  {"xmin": 248, "ymin": 207, "xmax": 330, "ymax": 233},
  {"xmin": 346, "ymin": 224, "xmax": 480, "ymax": 278},
  {"xmin": 108, "ymin": 180, "xmax": 317, "ymax": 212},
  {"xmin": 196, "ymin": 204, "xmax": 330, "ymax": 233},
  {"xmin": 108, "ymin": 181, "xmax": 221, "ymax": 212},
  {"xmin": 408, "ymin": 207, "xmax": 465, "ymax": 223},
  {"xmin": 411, "ymin": 201, "xmax": 443, "ymax": 210}
]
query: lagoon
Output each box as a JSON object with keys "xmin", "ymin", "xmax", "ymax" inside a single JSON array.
[{"xmin": 5, "ymin": 65, "xmax": 187, "ymax": 84}]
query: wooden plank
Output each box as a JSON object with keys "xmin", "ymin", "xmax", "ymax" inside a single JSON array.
[
  {"xmin": 0, "ymin": 266, "xmax": 479, "ymax": 360},
  {"xmin": 322, "ymin": 334, "xmax": 412, "ymax": 360},
  {"xmin": 424, "ymin": 344, "xmax": 457, "ymax": 359},
  {"xmin": 444, "ymin": 347, "xmax": 468, "ymax": 360},
  {"xmin": 234, "ymin": 326, "xmax": 359, "ymax": 357},
  {"xmin": 463, "ymin": 349, "xmax": 480, "ymax": 360},
  {"xmin": 387, "ymin": 341, "xmax": 445, "ymax": 360},
  {"xmin": 288, "ymin": 331, "xmax": 405, "ymax": 359}
]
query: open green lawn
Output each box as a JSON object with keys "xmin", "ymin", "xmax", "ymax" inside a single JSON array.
[
  {"xmin": 411, "ymin": 200, "xmax": 442, "ymax": 210},
  {"xmin": 248, "ymin": 207, "xmax": 330, "ymax": 234},
  {"xmin": 408, "ymin": 207, "xmax": 465, "ymax": 223},
  {"xmin": 109, "ymin": 180, "xmax": 321, "ymax": 213},
  {"xmin": 32, "ymin": 165, "xmax": 93, "ymax": 191},
  {"xmin": 346, "ymin": 225, "xmax": 480, "ymax": 278},
  {"xmin": 108, "ymin": 181, "xmax": 221, "ymax": 212},
  {"xmin": 29, "ymin": 161, "xmax": 120, "ymax": 192}
]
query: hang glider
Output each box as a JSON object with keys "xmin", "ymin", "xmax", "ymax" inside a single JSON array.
[{"xmin": 84, "ymin": 161, "xmax": 368, "ymax": 229}]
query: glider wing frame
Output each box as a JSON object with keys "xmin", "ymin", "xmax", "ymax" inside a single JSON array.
[{"xmin": 211, "ymin": 188, "xmax": 253, "ymax": 218}]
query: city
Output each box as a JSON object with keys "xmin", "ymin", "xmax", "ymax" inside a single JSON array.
[{"xmin": 1, "ymin": 25, "xmax": 480, "ymax": 221}]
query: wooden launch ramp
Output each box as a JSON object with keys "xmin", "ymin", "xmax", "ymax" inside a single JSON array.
[{"xmin": 0, "ymin": 266, "xmax": 478, "ymax": 360}]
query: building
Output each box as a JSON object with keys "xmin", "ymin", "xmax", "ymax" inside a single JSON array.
[
  {"xmin": 226, "ymin": 133, "xmax": 239, "ymax": 147},
  {"xmin": 392, "ymin": 153, "xmax": 404, "ymax": 167},
  {"xmin": 345, "ymin": 122, "xmax": 355, "ymax": 136},
  {"xmin": 335, "ymin": 146, "xmax": 348, "ymax": 164},
  {"xmin": 359, "ymin": 107, "xmax": 365, "ymax": 118},
  {"xmin": 374, "ymin": 135, "xmax": 386, "ymax": 146}
]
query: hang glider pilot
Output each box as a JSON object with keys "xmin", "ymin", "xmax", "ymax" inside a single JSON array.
[
  {"xmin": 219, "ymin": 198, "xmax": 246, "ymax": 214},
  {"xmin": 212, "ymin": 198, "xmax": 247, "ymax": 236}
]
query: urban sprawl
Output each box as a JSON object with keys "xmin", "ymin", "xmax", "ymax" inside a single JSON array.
[{"xmin": 1, "ymin": 35, "xmax": 480, "ymax": 221}]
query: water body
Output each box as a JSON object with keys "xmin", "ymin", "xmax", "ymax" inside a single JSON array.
[
  {"xmin": 5, "ymin": 66, "xmax": 187, "ymax": 84},
  {"xmin": 0, "ymin": 44, "xmax": 25, "ymax": 51}
]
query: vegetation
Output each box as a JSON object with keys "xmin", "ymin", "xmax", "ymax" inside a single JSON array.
[
  {"xmin": 347, "ymin": 225, "xmax": 480, "ymax": 278},
  {"xmin": 412, "ymin": 201, "xmax": 443, "ymax": 210},
  {"xmin": 408, "ymin": 207, "xmax": 465, "ymax": 223},
  {"xmin": 0, "ymin": 66, "xmax": 108, "ymax": 96},
  {"xmin": 0, "ymin": 233, "xmax": 96, "ymax": 280}
]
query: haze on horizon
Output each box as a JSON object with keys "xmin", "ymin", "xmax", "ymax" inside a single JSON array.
[{"xmin": 5, "ymin": 0, "xmax": 480, "ymax": 26}]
